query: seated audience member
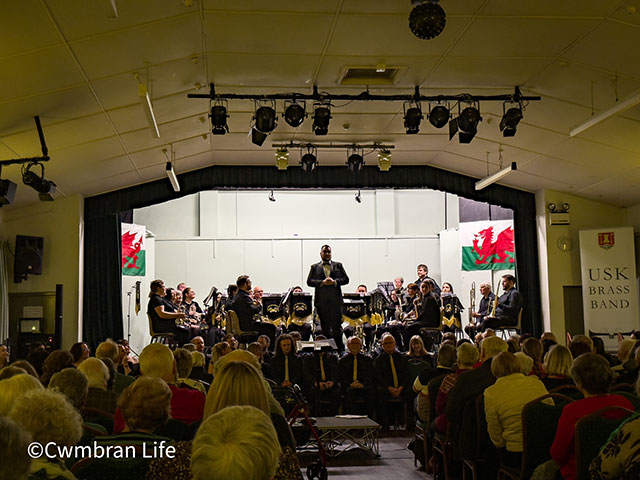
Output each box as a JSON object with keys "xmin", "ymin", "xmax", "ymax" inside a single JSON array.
[
  {"xmin": 41, "ymin": 349, "xmax": 74, "ymax": 387},
  {"xmin": 444, "ymin": 336, "xmax": 508, "ymax": 458},
  {"xmin": 375, "ymin": 333, "xmax": 410, "ymax": 429},
  {"xmin": 190, "ymin": 351, "xmax": 212, "ymax": 384},
  {"xmin": 70, "ymin": 342, "xmax": 90, "ymax": 368},
  {"xmin": 542, "ymin": 345, "xmax": 574, "ymax": 391},
  {"xmin": 26, "ymin": 343, "xmax": 48, "ymax": 376},
  {"xmin": 589, "ymin": 378, "xmax": 640, "ymax": 479},
  {"xmin": 507, "ymin": 339, "xmax": 521, "ymax": 354},
  {"xmin": 271, "ymin": 334, "xmax": 303, "ymax": 389},
  {"xmin": 174, "ymin": 348, "xmax": 206, "ymax": 393},
  {"xmin": 191, "ymin": 336, "xmax": 205, "ymax": 353},
  {"xmin": 591, "ymin": 336, "xmax": 617, "ymax": 367},
  {"xmin": 484, "ymin": 352, "xmax": 550, "ymax": 469},
  {"xmin": 207, "ymin": 341, "xmax": 232, "ymax": 376},
  {"xmin": 113, "ymin": 343, "xmax": 205, "ymax": 433},
  {"xmin": 9, "ymin": 389, "xmax": 83, "ymax": 480},
  {"xmin": 413, "ymin": 343, "xmax": 457, "ymax": 395},
  {"xmin": 11, "ymin": 360, "xmax": 40, "ymax": 379},
  {"xmin": 514, "ymin": 351, "xmax": 534, "ymax": 375},
  {"xmin": 77, "ymin": 357, "xmax": 118, "ymax": 414},
  {"xmin": 224, "ymin": 333, "xmax": 239, "ymax": 350},
  {"xmin": 258, "ymin": 334, "xmax": 274, "ymax": 363},
  {"xmin": 247, "ymin": 341, "xmax": 273, "ymax": 380},
  {"xmin": 613, "ymin": 340, "xmax": 640, "ymax": 384},
  {"xmin": 551, "ymin": 353, "xmax": 634, "ymax": 480},
  {"xmin": 96, "ymin": 339, "xmax": 135, "ymax": 394},
  {"xmin": 568, "ymin": 334, "xmax": 593, "ymax": 359},
  {"xmin": 522, "ymin": 337, "xmax": 544, "ymax": 377},
  {"xmin": 338, "ymin": 336, "xmax": 374, "ymax": 416},
  {"xmin": 49, "ymin": 367, "xmax": 89, "ymax": 410},
  {"xmin": 434, "ymin": 342, "xmax": 479, "ymax": 434},
  {"xmin": 0, "ymin": 373, "xmax": 43, "ymax": 416},
  {"xmin": 303, "ymin": 346, "xmax": 341, "ymax": 416},
  {"xmin": 0, "ymin": 344, "xmax": 9, "ymax": 369},
  {"xmin": 408, "ymin": 335, "xmax": 433, "ymax": 363},
  {"xmin": 191, "ymin": 406, "xmax": 281, "ymax": 480},
  {"xmin": 0, "ymin": 365, "xmax": 27, "ymax": 380},
  {"xmin": 0, "ymin": 416, "xmax": 32, "ymax": 480}
]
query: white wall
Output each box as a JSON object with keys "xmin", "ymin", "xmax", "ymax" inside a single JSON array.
[{"xmin": 134, "ymin": 189, "xmax": 458, "ymax": 300}]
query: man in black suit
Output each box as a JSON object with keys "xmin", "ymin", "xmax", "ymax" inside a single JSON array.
[
  {"xmin": 307, "ymin": 245, "xmax": 349, "ymax": 353},
  {"xmin": 415, "ymin": 263, "xmax": 441, "ymax": 296},
  {"xmin": 477, "ymin": 274, "xmax": 523, "ymax": 332},
  {"xmin": 230, "ymin": 275, "xmax": 277, "ymax": 346},
  {"xmin": 339, "ymin": 336, "xmax": 375, "ymax": 416},
  {"xmin": 403, "ymin": 279, "xmax": 441, "ymax": 349},
  {"xmin": 465, "ymin": 282, "xmax": 496, "ymax": 338}
]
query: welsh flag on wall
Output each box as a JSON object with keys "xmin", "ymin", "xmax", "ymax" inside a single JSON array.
[
  {"xmin": 461, "ymin": 220, "xmax": 516, "ymax": 271},
  {"xmin": 122, "ymin": 223, "xmax": 146, "ymax": 276}
]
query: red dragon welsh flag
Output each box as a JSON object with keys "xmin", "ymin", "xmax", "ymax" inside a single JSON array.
[
  {"xmin": 460, "ymin": 220, "xmax": 516, "ymax": 271},
  {"xmin": 121, "ymin": 223, "xmax": 146, "ymax": 276}
]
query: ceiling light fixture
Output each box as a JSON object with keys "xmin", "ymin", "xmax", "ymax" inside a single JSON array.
[
  {"xmin": 403, "ymin": 101, "xmax": 423, "ymax": 134},
  {"xmin": 251, "ymin": 101, "xmax": 277, "ymax": 146},
  {"xmin": 300, "ymin": 145, "xmax": 317, "ymax": 173},
  {"xmin": 347, "ymin": 146, "xmax": 364, "ymax": 174},
  {"xmin": 570, "ymin": 88, "xmax": 640, "ymax": 137},
  {"xmin": 355, "ymin": 190, "xmax": 362, "ymax": 203},
  {"xmin": 475, "ymin": 162, "xmax": 517, "ymax": 190},
  {"xmin": 499, "ymin": 103, "xmax": 523, "ymax": 137},
  {"xmin": 283, "ymin": 100, "xmax": 306, "ymax": 128},
  {"xmin": 22, "ymin": 162, "xmax": 56, "ymax": 201},
  {"xmin": 275, "ymin": 148, "xmax": 289, "ymax": 170},
  {"xmin": 163, "ymin": 148, "xmax": 180, "ymax": 192},
  {"xmin": 138, "ymin": 83, "xmax": 160, "ymax": 138},
  {"xmin": 409, "ymin": 0, "xmax": 447, "ymax": 40},
  {"xmin": 210, "ymin": 100, "xmax": 229, "ymax": 135},
  {"xmin": 377, "ymin": 148, "xmax": 392, "ymax": 171},
  {"xmin": 449, "ymin": 102, "xmax": 482, "ymax": 143},
  {"xmin": 312, "ymin": 102, "xmax": 332, "ymax": 135},
  {"xmin": 428, "ymin": 102, "xmax": 450, "ymax": 129}
]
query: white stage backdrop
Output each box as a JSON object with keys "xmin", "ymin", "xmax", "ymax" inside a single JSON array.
[{"xmin": 579, "ymin": 227, "xmax": 639, "ymax": 336}]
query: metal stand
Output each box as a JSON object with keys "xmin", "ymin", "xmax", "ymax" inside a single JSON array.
[{"xmin": 125, "ymin": 287, "xmax": 140, "ymax": 357}]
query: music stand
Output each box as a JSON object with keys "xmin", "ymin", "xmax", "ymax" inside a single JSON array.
[{"xmin": 297, "ymin": 338, "xmax": 337, "ymax": 353}]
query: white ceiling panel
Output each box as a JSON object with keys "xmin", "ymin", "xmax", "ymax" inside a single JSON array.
[
  {"xmin": 0, "ymin": 0, "xmax": 61, "ymax": 57},
  {"xmin": 480, "ymin": 0, "xmax": 622, "ymax": 17}
]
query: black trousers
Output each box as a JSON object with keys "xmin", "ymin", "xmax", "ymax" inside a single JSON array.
[
  {"xmin": 287, "ymin": 322, "xmax": 312, "ymax": 340},
  {"xmin": 316, "ymin": 303, "xmax": 344, "ymax": 353},
  {"xmin": 250, "ymin": 321, "xmax": 278, "ymax": 350}
]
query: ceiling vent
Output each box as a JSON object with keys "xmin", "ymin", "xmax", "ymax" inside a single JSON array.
[{"xmin": 338, "ymin": 65, "xmax": 406, "ymax": 85}]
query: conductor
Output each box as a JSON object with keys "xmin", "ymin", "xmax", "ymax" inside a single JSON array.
[{"xmin": 307, "ymin": 245, "xmax": 350, "ymax": 353}]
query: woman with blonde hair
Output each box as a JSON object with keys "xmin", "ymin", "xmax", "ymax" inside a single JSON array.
[
  {"xmin": 207, "ymin": 341, "xmax": 232, "ymax": 375},
  {"xmin": 0, "ymin": 373, "xmax": 43, "ymax": 416},
  {"xmin": 542, "ymin": 344, "xmax": 574, "ymax": 391}
]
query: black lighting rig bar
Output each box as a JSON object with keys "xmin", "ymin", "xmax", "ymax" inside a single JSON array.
[
  {"xmin": 0, "ymin": 116, "xmax": 50, "ymax": 166},
  {"xmin": 188, "ymin": 84, "xmax": 541, "ymax": 104},
  {"xmin": 272, "ymin": 142, "xmax": 395, "ymax": 150}
]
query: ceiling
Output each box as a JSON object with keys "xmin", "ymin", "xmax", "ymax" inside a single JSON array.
[{"xmin": 2, "ymin": 0, "xmax": 640, "ymax": 208}]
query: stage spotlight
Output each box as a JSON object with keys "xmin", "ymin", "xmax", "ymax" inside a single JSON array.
[
  {"xmin": 409, "ymin": 1, "xmax": 446, "ymax": 40},
  {"xmin": 499, "ymin": 104, "xmax": 523, "ymax": 137},
  {"xmin": 275, "ymin": 148, "xmax": 289, "ymax": 170},
  {"xmin": 210, "ymin": 104, "xmax": 229, "ymax": 135},
  {"xmin": 22, "ymin": 162, "xmax": 55, "ymax": 201},
  {"xmin": 312, "ymin": 103, "xmax": 331, "ymax": 135},
  {"xmin": 449, "ymin": 104, "xmax": 482, "ymax": 143},
  {"xmin": 251, "ymin": 103, "xmax": 277, "ymax": 146},
  {"xmin": 268, "ymin": 190, "xmax": 276, "ymax": 202},
  {"xmin": 377, "ymin": 149, "xmax": 392, "ymax": 171},
  {"xmin": 300, "ymin": 145, "xmax": 317, "ymax": 173},
  {"xmin": 347, "ymin": 148, "xmax": 364, "ymax": 174},
  {"xmin": 428, "ymin": 104, "xmax": 450, "ymax": 129},
  {"xmin": 355, "ymin": 189, "xmax": 362, "ymax": 204},
  {"xmin": 283, "ymin": 101, "xmax": 306, "ymax": 128},
  {"xmin": 403, "ymin": 102, "xmax": 423, "ymax": 134}
]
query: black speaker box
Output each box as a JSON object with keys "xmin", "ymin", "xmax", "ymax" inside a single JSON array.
[
  {"xmin": 14, "ymin": 235, "xmax": 44, "ymax": 283},
  {"xmin": 0, "ymin": 179, "xmax": 17, "ymax": 206}
]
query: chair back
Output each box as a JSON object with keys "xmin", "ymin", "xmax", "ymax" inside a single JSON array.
[
  {"xmin": 226, "ymin": 310, "xmax": 242, "ymax": 335},
  {"xmin": 407, "ymin": 357, "xmax": 430, "ymax": 384},
  {"xmin": 575, "ymin": 406, "xmax": 635, "ymax": 480},
  {"xmin": 147, "ymin": 314, "xmax": 157, "ymax": 336},
  {"xmin": 72, "ymin": 446, "xmax": 152, "ymax": 479},
  {"xmin": 611, "ymin": 383, "xmax": 636, "ymax": 393},
  {"xmin": 614, "ymin": 391, "xmax": 640, "ymax": 411},
  {"xmin": 549, "ymin": 384, "xmax": 584, "ymax": 400},
  {"xmin": 520, "ymin": 393, "xmax": 573, "ymax": 477}
]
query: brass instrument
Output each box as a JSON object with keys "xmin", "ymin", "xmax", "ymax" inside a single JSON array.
[
  {"xmin": 469, "ymin": 282, "xmax": 476, "ymax": 325},
  {"xmin": 489, "ymin": 285, "xmax": 500, "ymax": 317}
]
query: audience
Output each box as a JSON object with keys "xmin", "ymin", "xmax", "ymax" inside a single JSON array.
[
  {"xmin": 0, "ymin": 416, "xmax": 32, "ymax": 480},
  {"xmin": 69, "ymin": 342, "xmax": 90, "ymax": 368},
  {"xmin": 542, "ymin": 345, "xmax": 574, "ymax": 391},
  {"xmin": 77, "ymin": 357, "xmax": 118, "ymax": 414},
  {"xmin": 174, "ymin": 348, "xmax": 207, "ymax": 393},
  {"xmin": 96, "ymin": 338, "xmax": 135, "ymax": 394},
  {"xmin": 48, "ymin": 367, "xmax": 89, "ymax": 409},
  {"xmin": 40, "ymin": 349, "xmax": 74, "ymax": 387},
  {"xmin": 0, "ymin": 373, "xmax": 43, "ymax": 416}
]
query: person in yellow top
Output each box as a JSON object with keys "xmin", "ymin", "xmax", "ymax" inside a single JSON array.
[{"xmin": 483, "ymin": 351, "xmax": 550, "ymax": 469}]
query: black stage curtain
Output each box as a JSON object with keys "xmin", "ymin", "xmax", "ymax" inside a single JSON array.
[
  {"xmin": 83, "ymin": 165, "xmax": 542, "ymax": 341},
  {"xmin": 82, "ymin": 212, "xmax": 123, "ymax": 350}
]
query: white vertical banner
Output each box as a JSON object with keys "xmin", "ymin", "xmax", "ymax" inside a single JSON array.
[{"xmin": 579, "ymin": 227, "xmax": 639, "ymax": 335}]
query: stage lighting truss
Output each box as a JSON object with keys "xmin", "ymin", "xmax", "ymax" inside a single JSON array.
[
  {"xmin": 347, "ymin": 146, "xmax": 365, "ymax": 174},
  {"xmin": 449, "ymin": 101, "xmax": 482, "ymax": 144},
  {"xmin": 210, "ymin": 99, "xmax": 229, "ymax": 135},
  {"xmin": 300, "ymin": 145, "xmax": 318, "ymax": 173},
  {"xmin": 188, "ymin": 85, "xmax": 539, "ymax": 146}
]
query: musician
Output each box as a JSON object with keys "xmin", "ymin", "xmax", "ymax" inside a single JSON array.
[
  {"xmin": 303, "ymin": 338, "xmax": 341, "ymax": 416},
  {"xmin": 478, "ymin": 274, "xmax": 523, "ymax": 332},
  {"xmin": 286, "ymin": 286, "xmax": 312, "ymax": 341},
  {"xmin": 394, "ymin": 276, "xmax": 407, "ymax": 299},
  {"xmin": 229, "ymin": 275, "xmax": 277, "ymax": 347},
  {"xmin": 374, "ymin": 333, "xmax": 410, "ymax": 430},
  {"xmin": 164, "ymin": 288, "xmax": 178, "ymax": 311},
  {"xmin": 307, "ymin": 245, "xmax": 350, "ymax": 353},
  {"xmin": 182, "ymin": 287, "xmax": 203, "ymax": 319},
  {"xmin": 415, "ymin": 264, "xmax": 441, "ymax": 296},
  {"xmin": 252, "ymin": 286, "xmax": 264, "ymax": 312},
  {"xmin": 225, "ymin": 284, "xmax": 237, "ymax": 309},
  {"xmin": 343, "ymin": 285, "xmax": 375, "ymax": 349},
  {"xmin": 379, "ymin": 290, "xmax": 406, "ymax": 350},
  {"xmin": 339, "ymin": 337, "xmax": 374, "ymax": 416},
  {"xmin": 403, "ymin": 283, "xmax": 420, "ymax": 318},
  {"xmin": 147, "ymin": 279, "xmax": 189, "ymax": 345},
  {"xmin": 465, "ymin": 282, "xmax": 495, "ymax": 339},
  {"xmin": 440, "ymin": 282, "xmax": 464, "ymax": 333},
  {"xmin": 176, "ymin": 282, "xmax": 187, "ymax": 292},
  {"xmin": 403, "ymin": 279, "xmax": 441, "ymax": 350},
  {"xmin": 271, "ymin": 334, "xmax": 303, "ymax": 388}
]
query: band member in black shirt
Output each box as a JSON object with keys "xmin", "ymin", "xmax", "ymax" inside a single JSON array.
[
  {"xmin": 415, "ymin": 263, "xmax": 441, "ymax": 297},
  {"xmin": 403, "ymin": 279, "xmax": 441, "ymax": 349},
  {"xmin": 147, "ymin": 279, "xmax": 189, "ymax": 345},
  {"xmin": 477, "ymin": 274, "xmax": 523, "ymax": 332},
  {"xmin": 465, "ymin": 282, "xmax": 496, "ymax": 338},
  {"xmin": 230, "ymin": 275, "xmax": 277, "ymax": 346}
]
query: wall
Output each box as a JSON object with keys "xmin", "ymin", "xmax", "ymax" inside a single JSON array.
[
  {"xmin": 536, "ymin": 189, "xmax": 627, "ymax": 343},
  {"xmin": 0, "ymin": 195, "xmax": 83, "ymax": 349}
]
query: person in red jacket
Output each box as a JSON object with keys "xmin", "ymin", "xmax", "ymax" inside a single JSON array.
[{"xmin": 550, "ymin": 353, "xmax": 633, "ymax": 480}]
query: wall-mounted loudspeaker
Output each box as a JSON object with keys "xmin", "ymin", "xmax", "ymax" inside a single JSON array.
[
  {"xmin": 14, "ymin": 235, "xmax": 44, "ymax": 283},
  {"xmin": 0, "ymin": 179, "xmax": 17, "ymax": 206}
]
